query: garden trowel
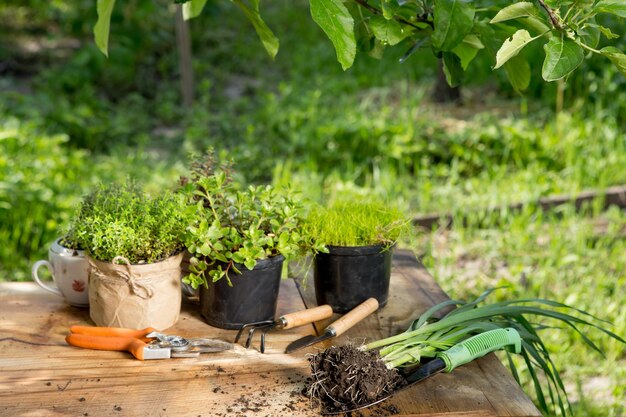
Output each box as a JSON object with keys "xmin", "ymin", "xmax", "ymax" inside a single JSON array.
[
  {"xmin": 285, "ymin": 298, "xmax": 379, "ymax": 353},
  {"xmin": 321, "ymin": 327, "xmax": 522, "ymax": 415},
  {"xmin": 235, "ymin": 304, "xmax": 334, "ymax": 353}
]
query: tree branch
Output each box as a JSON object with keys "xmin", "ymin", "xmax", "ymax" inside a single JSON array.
[
  {"xmin": 353, "ymin": 0, "xmax": 378, "ymax": 15},
  {"xmin": 536, "ymin": 0, "xmax": 563, "ymax": 30}
]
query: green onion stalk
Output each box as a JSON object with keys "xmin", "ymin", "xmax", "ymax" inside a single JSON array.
[{"xmin": 362, "ymin": 288, "xmax": 625, "ymax": 417}]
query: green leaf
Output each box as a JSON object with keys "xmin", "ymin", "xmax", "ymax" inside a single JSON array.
[
  {"xmin": 518, "ymin": 16, "xmax": 551, "ymax": 35},
  {"xmin": 182, "ymin": 0, "xmax": 208, "ymax": 20},
  {"xmin": 355, "ymin": 19, "xmax": 375, "ymax": 52},
  {"xmin": 93, "ymin": 0, "xmax": 116, "ymax": 57},
  {"xmin": 215, "ymin": 253, "xmax": 228, "ymax": 263},
  {"xmin": 310, "ymin": 0, "xmax": 356, "ymax": 70},
  {"xmin": 232, "ymin": 252, "xmax": 245, "ymax": 264},
  {"xmin": 462, "ymin": 34, "xmax": 484, "ymax": 50},
  {"xmin": 589, "ymin": 24, "xmax": 619, "ymax": 40},
  {"xmin": 369, "ymin": 38, "xmax": 386, "ymax": 59},
  {"xmin": 475, "ymin": 21, "xmax": 530, "ymax": 91},
  {"xmin": 578, "ymin": 25, "xmax": 600, "ymax": 49},
  {"xmin": 232, "ymin": 0, "xmax": 279, "ymax": 59},
  {"xmin": 199, "ymin": 242, "xmax": 211, "ymax": 256},
  {"xmin": 600, "ymin": 46, "xmax": 626, "ymax": 76},
  {"xmin": 369, "ymin": 15, "xmax": 409, "ymax": 46},
  {"xmin": 542, "ymin": 36, "xmax": 584, "ymax": 81},
  {"xmin": 396, "ymin": 2, "xmax": 425, "ymax": 21},
  {"xmin": 490, "ymin": 2, "xmax": 541, "ymax": 23},
  {"xmin": 442, "ymin": 52, "xmax": 464, "ymax": 87},
  {"xmin": 594, "ymin": 0, "xmax": 626, "ymax": 17},
  {"xmin": 432, "ymin": 0, "xmax": 475, "ymax": 51},
  {"xmin": 382, "ymin": 0, "xmax": 400, "ymax": 19},
  {"xmin": 504, "ymin": 54, "xmax": 531, "ymax": 92},
  {"xmin": 489, "ymin": 2, "xmax": 549, "ymax": 35},
  {"xmin": 452, "ymin": 44, "xmax": 478, "ymax": 70},
  {"xmin": 452, "ymin": 36, "xmax": 482, "ymax": 70},
  {"xmin": 244, "ymin": 259, "xmax": 257, "ymax": 270},
  {"xmin": 494, "ymin": 30, "xmax": 541, "ymax": 69}
]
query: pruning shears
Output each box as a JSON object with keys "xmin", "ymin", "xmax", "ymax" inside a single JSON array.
[{"xmin": 66, "ymin": 326, "xmax": 233, "ymax": 360}]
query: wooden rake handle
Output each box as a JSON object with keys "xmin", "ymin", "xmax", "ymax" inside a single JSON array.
[
  {"xmin": 328, "ymin": 298, "xmax": 379, "ymax": 337},
  {"xmin": 280, "ymin": 304, "xmax": 333, "ymax": 330}
]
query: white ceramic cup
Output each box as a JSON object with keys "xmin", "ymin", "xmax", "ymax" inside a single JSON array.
[{"xmin": 31, "ymin": 238, "xmax": 90, "ymax": 307}]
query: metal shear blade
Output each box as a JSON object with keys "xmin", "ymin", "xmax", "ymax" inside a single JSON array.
[{"xmin": 146, "ymin": 331, "xmax": 233, "ymax": 355}]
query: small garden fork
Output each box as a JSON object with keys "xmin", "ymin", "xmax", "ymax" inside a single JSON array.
[{"xmin": 235, "ymin": 304, "xmax": 333, "ymax": 353}]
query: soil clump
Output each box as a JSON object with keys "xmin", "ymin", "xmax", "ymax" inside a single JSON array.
[{"xmin": 305, "ymin": 344, "xmax": 406, "ymax": 413}]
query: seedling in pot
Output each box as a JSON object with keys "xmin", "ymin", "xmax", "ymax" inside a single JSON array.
[
  {"xmin": 304, "ymin": 198, "xmax": 410, "ymax": 248},
  {"xmin": 180, "ymin": 150, "xmax": 326, "ymax": 288},
  {"xmin": 304, "ymin": 198, "xmax": 411, "ymax": 313}
]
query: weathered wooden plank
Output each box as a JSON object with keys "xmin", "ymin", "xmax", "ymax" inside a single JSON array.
[
  {"xmin": 414, "ymin": 184, "xmax": 626, "ymax": 230},
  {"xmin": 0, "ymin": 280, "xmax": 318, "ymax": 417},
  {"xmin": 0, "ymin": 251, "xmax": 542, "ymax": 417},
  {"xmin": 398, "ymin": 412, "xmax": 496, "ymax": 417}
]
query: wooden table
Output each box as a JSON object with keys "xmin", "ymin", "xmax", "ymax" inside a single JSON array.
[{"xmin": 0, "ymin": 250, "xmax": 541, "ymax": 417}]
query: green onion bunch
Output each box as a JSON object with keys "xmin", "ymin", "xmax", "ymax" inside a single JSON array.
[{"xmin": 364, "ymin": 288, "xmax": 625, "ymax": 417}]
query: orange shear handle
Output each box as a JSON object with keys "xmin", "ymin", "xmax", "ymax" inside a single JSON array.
[
  {"xmin": 70, "ymin": 326, "xmax": 157, "ymax": 342},
  {"xmin": 66, "ymin": 333, "xmax": 149, "ymax": 360}
]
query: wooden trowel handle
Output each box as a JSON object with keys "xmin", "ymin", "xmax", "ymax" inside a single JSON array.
[
  {"xmin": 328, "ymin": 298, "xmax": 379, "ymax": 337},
  {"xmin": 280, "ymin": 304, "xmax": 333, "ymax": 329}
]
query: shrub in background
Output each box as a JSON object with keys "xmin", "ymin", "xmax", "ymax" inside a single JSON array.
[
  {"xmin": 0, "ymin": 118, "xmax": 91, "ymax": 279},
  {"xmin": 0, "ymin": 116, "xmax": 183, "ymax": 279}
]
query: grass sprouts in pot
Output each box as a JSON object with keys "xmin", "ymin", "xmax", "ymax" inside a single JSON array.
[{"xmin": 304, "ymin": 199, "xmax": 410, "ymax": 249}]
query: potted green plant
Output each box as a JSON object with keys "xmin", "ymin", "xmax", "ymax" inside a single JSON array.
[
  {"xmin": 304, "ymin": 199, "xmax": 409, "ymax": 313},
  {"xmin": 180, "ymin": 158, "xmax": 323, "ymax": 329},
  {"xmin": 73, "ymin": 181, "xmax": 190, "ymax": 330}
]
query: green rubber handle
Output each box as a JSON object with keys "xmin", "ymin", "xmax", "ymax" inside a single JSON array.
[{"xmin": 438, "ymin": 328, "xmax": 521, "ymax": 373}]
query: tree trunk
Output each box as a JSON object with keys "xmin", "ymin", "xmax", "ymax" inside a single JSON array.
[
  {"xmin": 175, "ymin": 6, "xmax": 194, "ymax": 108},
  {"xmin": 433, "ymin": 59, "xmax": 461, "ymax": 103}
]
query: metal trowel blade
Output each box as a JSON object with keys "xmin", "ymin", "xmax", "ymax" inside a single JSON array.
[{"xmin": 285, "ymin": 332, "xmax": 334, "ymax": 353}]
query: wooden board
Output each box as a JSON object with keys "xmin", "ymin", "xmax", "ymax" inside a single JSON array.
[
  {"xmin": 0, "ymin": 251, "xmax": 541, "ymax": 417},
  {"xmin": 413, "ymin": 184, "xmax": 626, "ymax": 230}
]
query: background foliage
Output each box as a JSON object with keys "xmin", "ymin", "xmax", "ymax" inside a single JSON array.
[
  {"xmin": 96, "ymin": 0, "xmax": 626, "ymax": 90},
  {"xmin": 0, "ymin": 0, "xmax": 624, "ymax": 415}
]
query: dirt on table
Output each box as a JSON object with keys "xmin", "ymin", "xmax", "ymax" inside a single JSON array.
[{"xmin": 305, "ymin": 344, "xmax": 406, "ymax": 413}]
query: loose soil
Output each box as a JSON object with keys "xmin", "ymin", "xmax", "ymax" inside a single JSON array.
[{"xmin": 305, "ymin": 344, "xmax": 406, "ymax": 413}]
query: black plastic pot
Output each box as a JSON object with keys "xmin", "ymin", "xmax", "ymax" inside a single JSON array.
[
  {"xmin": 199, "ymin": 255, "xmax": 284, "ymax": 329},
  {"xmin": 314, "ymin": 244, "xmax": 393, "ymax": 314}
]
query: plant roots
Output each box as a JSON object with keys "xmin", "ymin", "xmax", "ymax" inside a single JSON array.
[{"xmin": 305, "ymin": 344, "xmax": 405, "ymax": 413}]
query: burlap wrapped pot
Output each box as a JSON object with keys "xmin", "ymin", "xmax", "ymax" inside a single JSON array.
[{"xmin": 88, "ymin": 252, "xmax": 183, "ymax": 330}]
